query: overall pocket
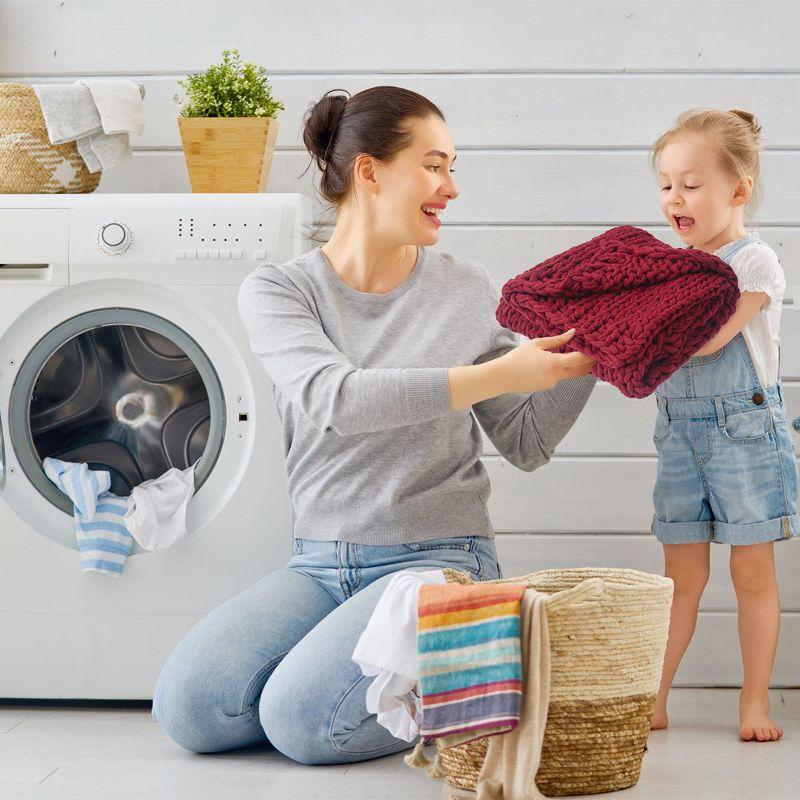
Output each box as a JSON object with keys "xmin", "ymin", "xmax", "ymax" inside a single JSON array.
[{"xmin": 721, "ymin": 406, "xmax": 773, "ymax": 443}]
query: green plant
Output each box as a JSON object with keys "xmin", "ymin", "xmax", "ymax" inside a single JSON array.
[{"xmin": 177, "ymin": 49, "xmax": 284, "ymax": 118}]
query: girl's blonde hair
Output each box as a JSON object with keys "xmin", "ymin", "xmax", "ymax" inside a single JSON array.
[{"xmin": 651, "ymin": 108, "xmax": 763, "ymax": 212}]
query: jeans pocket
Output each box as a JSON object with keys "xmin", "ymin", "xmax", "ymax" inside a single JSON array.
[
  {"xmin": 722, "ymin": 407, "xmax": 772, "ymax": 442},
  {"xmin": 402, "ymin": 536, "xmax": 483, "ymax": 576},
  {"xmin": 402, "ymin": 535, "xmax": 474, "ymax": 554}
]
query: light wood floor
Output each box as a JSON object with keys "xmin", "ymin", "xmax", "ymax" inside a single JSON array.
[{"xmin": 1, "ymin": 689, "xmax": 797, "ymax": 799}]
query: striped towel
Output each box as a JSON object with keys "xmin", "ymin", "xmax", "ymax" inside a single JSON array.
[
  {"xmin": 43, "ymin": 457, "xmax": 133, "ymax": 577},
  {"xmin": 417, "ymin": 582, "xmax": 528, "ymax": 744}
]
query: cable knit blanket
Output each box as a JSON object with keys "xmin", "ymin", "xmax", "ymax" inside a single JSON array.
[{"xmin": 496, "ymin": 226, "xmax": 741, "ymax": 398}]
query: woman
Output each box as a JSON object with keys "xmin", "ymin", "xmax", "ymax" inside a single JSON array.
[{"xmin": 152, "ymin": 86, "xmax": 597, "ymax": 764}]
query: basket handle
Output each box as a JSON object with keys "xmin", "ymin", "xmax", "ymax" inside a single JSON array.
[{"xmin": 543, "ymin": 577, "xmax": 604, "ymax": 610}]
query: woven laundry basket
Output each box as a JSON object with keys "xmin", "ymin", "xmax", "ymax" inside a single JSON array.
[
  {"xmin": 0, "ymin": 83, "xmax": 100, "ymax": 193},
  {"xmin": 436, "ymin": 567, "xmax": 673, "ymax": 797}
]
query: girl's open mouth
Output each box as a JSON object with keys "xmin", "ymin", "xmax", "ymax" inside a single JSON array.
[{"xmin": 674, "ymin": 215, "xmax": 695, "ymax": 232}]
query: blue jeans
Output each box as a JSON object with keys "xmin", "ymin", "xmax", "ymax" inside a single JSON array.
[{"xmin": 151, "ymin": 534, "xmax": 502, "ymax": 763}]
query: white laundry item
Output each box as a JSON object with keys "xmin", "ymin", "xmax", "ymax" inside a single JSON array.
[
  {"xmin": 77, "ymin": 79, "xmax": 144, "ymax": 136},
  {"xmin": 364, "ymin": 670, "xmax": 423, "ymax": 743},
  {"xmin": 352, "ymin": 569, "xmax": 446, "ymax": 741},
  {"xmin": 75, "ymin": 131, "xmax": 131, "ymax": 173},
  {"xmin": 32, "ymin": 79, "xmax": 143, "ymax": 172},
  {"xmin": 124, "ymin": 463, "xmax": 197, "ymax": 551},
  {"xmin": 31, "ymin": 83, "xmax": 102, "ymax": 144}
]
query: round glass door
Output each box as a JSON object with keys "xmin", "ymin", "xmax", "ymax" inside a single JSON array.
[{"xmin": 9, "ymin": 309, "xmax": 225, "ymax": 514}]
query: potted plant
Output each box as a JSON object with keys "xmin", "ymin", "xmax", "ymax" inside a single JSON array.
[{"xmin": 176, "ymin": 49, "xmax": 284, "ymax": 193}]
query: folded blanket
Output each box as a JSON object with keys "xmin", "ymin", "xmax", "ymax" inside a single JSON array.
[
  {"xmin": 417, "ymin": 582, "xmax": 528, "ymax": 743},
  {"xmin": 496, "ymin": 226, "xmax": 740, "ymax": 398}
]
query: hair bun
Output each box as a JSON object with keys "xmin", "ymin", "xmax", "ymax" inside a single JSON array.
[
  {"xmin": 303, "ymin": 91, "xmax": 349, "ymax": 166},
  {"xmin": 729, "ymin": 108, "xmax": 762, "ymax": 140}
]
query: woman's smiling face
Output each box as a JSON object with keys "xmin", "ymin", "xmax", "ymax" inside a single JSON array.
[
  {"xmin": 371, "ymin": 114, "xmax": 459, "ymax": 246},
  {"xmin": 657, "ymin": 133, "xmax": 749, "ymax": 250}
]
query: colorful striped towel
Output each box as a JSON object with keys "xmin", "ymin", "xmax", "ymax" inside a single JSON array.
[{"xmin": 417, "ymin": 582, "xmax": 528, "ymax": 744}]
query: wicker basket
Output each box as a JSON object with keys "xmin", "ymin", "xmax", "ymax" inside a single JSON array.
[
  {"xmin": 0, "ymin": 83, "xmax": 100, "ymax": 193},
  {"xmin": 436, "ymin": 567, "xmax": 673, "ymax": 797}
]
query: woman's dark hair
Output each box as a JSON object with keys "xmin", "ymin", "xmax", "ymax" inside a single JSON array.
[{"xmin": 302, "ymin": 86, "xmax": 445, "ymax": 206}]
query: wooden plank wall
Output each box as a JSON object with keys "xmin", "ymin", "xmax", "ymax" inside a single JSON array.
[{"xmin": 2, "ymin": 0, "xmax": 799, "ymax": 685}]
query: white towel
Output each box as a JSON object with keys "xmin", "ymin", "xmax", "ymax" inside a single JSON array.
[
  {"xmin": 124, "ymin": 463, "xmax": 197, "ymax": 551},
  {"xmin": 352, "ymin": 569, "xmax": 447, "ymax": 741},
  {"xmin": 31, "ymin": 79, "xmax": 143, "ymax": 172},
  {"xmin": 43, "ymin": 457, "xmax": 133, "ymax": 577},
  {"xmin": 78, "ymin": 79, "xmax": 144, "ymax": 136}
]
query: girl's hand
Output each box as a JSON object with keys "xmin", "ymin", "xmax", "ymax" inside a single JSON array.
[{"xmin": 495, "ymin": 329, "xmax": 596, "ymax": 394}]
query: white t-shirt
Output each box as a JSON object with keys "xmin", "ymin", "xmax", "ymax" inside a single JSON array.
[{"xmin": 715, "ymin": 234, "xmax": 786, "ymax": 389}]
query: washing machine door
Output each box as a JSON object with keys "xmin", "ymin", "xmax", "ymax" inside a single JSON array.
[
  {"xmin": 0, "ymin": 280, "xmax": 258, "ymax": 553},
  {"xmin": 10, "ymin": 308, "xmax": 224, "ymax": 518}
]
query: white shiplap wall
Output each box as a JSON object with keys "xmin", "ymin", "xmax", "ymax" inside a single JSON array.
[{"xmin": 2, "ymin": 0, "xmax": 799, "ymax": 686}]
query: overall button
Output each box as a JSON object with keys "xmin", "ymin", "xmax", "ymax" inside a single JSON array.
[{"xmin": 752, "ymin": 392, "xmax": 765, "ymax": 405}]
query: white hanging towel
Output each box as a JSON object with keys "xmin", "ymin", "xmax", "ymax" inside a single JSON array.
[
  {"xmin": 42, "ymin": 457, "xmax": 133, "ymax": 577},
  {"xmin": 352, "ymin": 569, "xmax": 447, "ymax": 741},
  {"xmin": 31, "ymin": 79, "xmax": 143, "ymax": 172},
  {"xmin": 124, "ymin": 463, "xmax": 198, "ymax": 551},
  {"xmin": 77, "ymin": 79, "xmax": 145, "ymax": 136}
]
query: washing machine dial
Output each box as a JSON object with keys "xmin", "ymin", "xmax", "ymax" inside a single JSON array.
[{"xmin": 98, "ymin": 221, "xmax": 133, "ymax": 255}]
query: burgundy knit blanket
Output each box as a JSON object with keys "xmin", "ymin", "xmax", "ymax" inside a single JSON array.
[{"xmin": 496, "ymin": 226, "xmax": 741, "ymax": 398}]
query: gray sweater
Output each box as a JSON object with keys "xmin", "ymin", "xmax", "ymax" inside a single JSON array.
[{"xmin": 237, "ymin": 246, "xmax": 596, "ymax": 544}]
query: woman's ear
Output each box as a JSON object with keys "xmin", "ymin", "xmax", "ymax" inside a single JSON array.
[
  {"xmin": 731, "ymin": 175, "xmax": 754, "ymax": 207},
  {"xmin": 353, "ymin": 154, "xmax": 379, "ymax": 196}
]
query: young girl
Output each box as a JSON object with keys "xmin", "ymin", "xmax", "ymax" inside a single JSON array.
[{"xmin": 649, "ymin": 109, "xmax": 799, "ymax": 742}]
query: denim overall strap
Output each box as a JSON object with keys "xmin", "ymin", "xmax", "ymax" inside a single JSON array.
[
  {"xmin": 656, "ymin": 332, "xmax": 763, "ymax": 402},
  {"xmin": 714, "ymin": 233, "xmax": 762, "ymax": 263}
]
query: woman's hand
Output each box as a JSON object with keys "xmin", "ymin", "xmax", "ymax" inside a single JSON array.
[
  {"xmin": 448, "ymin": 329, "xmax": 596, "ymax": 411},
  {"xmin": 494, "ymin": 329, "xmax": 596, "ymax": 393}
]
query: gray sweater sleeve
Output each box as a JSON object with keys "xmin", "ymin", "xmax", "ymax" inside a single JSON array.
[
  {"xmin": 237, "ymin": 268, "xmax": 452, "ymax": 436},
  {"xmin": 471, "ymin": 271, "xmax": 598, "ymax": 472}
]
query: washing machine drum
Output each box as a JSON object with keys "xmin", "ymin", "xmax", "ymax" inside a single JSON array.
[{"xmin": 10, "ymin": 309, "xmax": 224, "ymax": 511}]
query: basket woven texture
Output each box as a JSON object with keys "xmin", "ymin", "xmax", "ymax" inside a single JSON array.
[
  {"xmin": 436, "ymin": 567, "xmax": 673, "ymax": 797},
  {"xmin": 0, "ymin": 83, "xmax": 100, "ymax": 193}
]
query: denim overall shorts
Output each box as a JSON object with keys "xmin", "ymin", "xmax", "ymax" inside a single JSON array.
[{"xmin": 651, "ymin": 237, "xmax": 800, "ymax": 546}]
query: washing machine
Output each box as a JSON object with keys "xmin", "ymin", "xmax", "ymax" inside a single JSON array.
[{"xmin": 0, "ymin": 193, "xmax": 312, "ymax": 699}]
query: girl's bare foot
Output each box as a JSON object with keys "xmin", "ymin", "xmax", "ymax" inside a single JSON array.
[{"xmin": 739, "ymin": 693, "xmax": 783, "ymax": 742}]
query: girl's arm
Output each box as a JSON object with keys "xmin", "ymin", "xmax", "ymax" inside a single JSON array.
[{"xmin": 693, "ymin": 291, "xmax": 768, "ymax": 356}]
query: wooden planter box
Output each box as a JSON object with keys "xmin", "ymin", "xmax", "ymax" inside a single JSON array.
[{"xmin": 177, "ymin": 116, "xmax": 278, "ymax": 193}]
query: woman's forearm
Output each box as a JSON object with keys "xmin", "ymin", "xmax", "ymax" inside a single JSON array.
[
  {"xmin": 449, "ymin": 330, "xmax": 592, "ymax": 412},
  {"xmin": 448, "ymin": 359, "xmax": 510, "ymax": 411}
]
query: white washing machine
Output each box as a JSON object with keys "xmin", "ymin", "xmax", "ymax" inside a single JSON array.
[{"xmin": 0, "ymin": 193, "xmax": 311, "ymax": 699}]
